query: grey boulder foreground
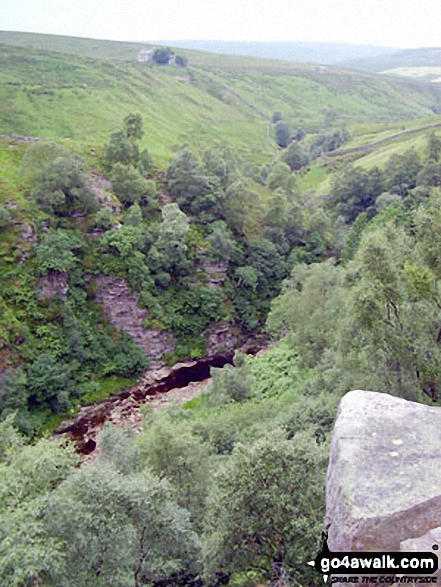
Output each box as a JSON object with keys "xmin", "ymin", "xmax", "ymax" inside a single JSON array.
[{"xmin": 326, "ymin": 390, "xmax": 441, "ymax": 553}]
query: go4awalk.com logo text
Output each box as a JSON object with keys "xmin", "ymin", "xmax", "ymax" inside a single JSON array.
[{"xmin": 307, "ymin": 534, "xmax": 439, "ymax": 584}]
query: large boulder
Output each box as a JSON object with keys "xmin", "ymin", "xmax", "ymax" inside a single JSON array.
[{"xmin": 327, "ymin": 390, "xmax": 441, "ymax": 554}]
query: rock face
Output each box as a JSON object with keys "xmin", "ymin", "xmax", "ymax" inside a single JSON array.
[
  {"xmin": 38, "ymin": 271, "xmax": 69, "ymax": 299},
  {"xmin": 327, "ymin": 390, "xmax": 441, "ymax": 558},
  {"xmin": 94, "ymin": 276, "xmax": 176, "ymax": 365}
]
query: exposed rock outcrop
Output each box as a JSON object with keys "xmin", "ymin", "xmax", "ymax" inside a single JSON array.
[
  {"xmin": 94, "ymin": 276, "xmax": 176, "ymax": 365},
  {"xmin": 38, "ymin": 271, "xmax": 69, "ymax": 299},
  {"xmin": 56, "ymin": 354, "xmax": 234, "ymax": 454},
  {"xmin": 326, "ymin": 390, "xmax": 441, "ymax": 580}
]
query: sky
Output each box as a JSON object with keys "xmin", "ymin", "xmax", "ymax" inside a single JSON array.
[{"xmin": 2, "ymin": 0, "xmax": 441, "ymax": 48}]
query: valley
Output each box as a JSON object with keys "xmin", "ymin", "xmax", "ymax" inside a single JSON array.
[{"xmin": 2, "ymin": 30, "xmax": 441, "ymax": 587}]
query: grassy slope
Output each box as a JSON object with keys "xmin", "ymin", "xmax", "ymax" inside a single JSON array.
[
  {"xmin": 340, "ymin": 47, "xmax": 441, "ymax": 73},
  {"xmin": 0, "ymin": 32, "xmax": 441, "ymax": 167}
]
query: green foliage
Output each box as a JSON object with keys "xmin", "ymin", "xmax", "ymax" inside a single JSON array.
[
  {"xmin": 136, "ymin": 411, "xmax": 210, "ymax": 522},
  {"xmin": 47, "ymin": 461, "xmax": 200, "ymax": 586},
  {"xmin": 143, "ymin": 283, "xmax": 225, "ymax": 338},
  {"xmin": 104, "ymin": 129, "xmax": 139, "ymax": 170},
  {"xmin": 331, "ymin": 165, "xmax": 384, "ymax": 222},
  {"xmin": 35, "ymin": 229, "xmax": 84, "ymax": 274},
  {"xmin": 341, "ymin": 211, "xmax": 368, "ymax": 262},
  {"xmin": 207, "ymin": 221, "xmax": 236, "ymax": 262},
  {"xmin": 153, "ymin": 47, "xmax": 174, "ymax": 65},
  {"xmin": 427, "ymin": 131, "xmax": 441, "ymax": 162},
  {"xmin": 0, "ymin": 204, "xmax": 12, "ymax": 229},
  {"xmin": 110, "ymin": 161, "xmax": 156, "ymax": 206},
  {"xmin": 175, "ymin": 55, "xmax": 188, "ymax": 67},
  {"xmin": 266, "ymin": 162, "xmax": 296, "ymax": 193},
  {"xmin": 274, "ymin": 120, "xmax": 291, "ymax": 148},
  {"xmin": 310, "ymin": 127, "xmax": 351, "ymax": 157},
  {"xmin": 20, "ymin": 142, "xmax": 66, "ymax": 183},
  {"xmin": 203, "ymin": 429, "xmax": 327, "ymax": 584},
  {"xmin": 94, "ymin": 206, "xmax": 113, "ymax": 230},
  {"xmin": 384, "ymin": 147, "xmax": 422, "ymax": 197},
  {"xmin": 416, "ymin": 159, "xmax": 441, "ymax": 187},
  {"xmin": 124, "ymin": 112, "xmax": 144, "ymax": 140},
  {"xmin": 207, "ymin": 353, "xmax": 253, "ymax": 406},
  {"xmin": 267, "ymin": 260, "xmax": 347, "ymax": 368},
  {"xmin": 166, "ymin": 146, "xmax": 227, "ymax": 222},
  {"xmin": 124, "ymin": 202, "xmax": 143, "ymax": 226},
  {"xmin": 0, "ymin": 429, "xmax": 77, "ymax": 587},
  {"xmin": 31, "ymin": 155, "xmax": 98, "ymax": 216},
  {"xmin": 282, "ymin": 141, "xmax": 310, "ymax": 171}
]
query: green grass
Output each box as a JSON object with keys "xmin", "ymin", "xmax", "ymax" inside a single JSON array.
[
  {"xmin": 82, "ymin": 375, "xmax": 139, "ymax": 404},
  {"xmin": 0, "ymin": 33, "xmax": 440, "ymax": 167}
]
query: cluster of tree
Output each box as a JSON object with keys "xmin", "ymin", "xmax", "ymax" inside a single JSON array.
[
  {"xmin": 152, "ymin": 47, "xmax": 188, "ymax": 67},
  {"xmin": 0, "ymin": 279, "xmax": 147, "ymax": 435},
  {"xmin": 271, "ymin": 110, "xmax": 350, "ymax": 167},
  {"xmin": 309, "ymin": 127, "xmax": 351, "ymax": 158},
  {"xmin": 268, "ymin": 181, "xmax": 441, "ymax": 403},
  {"xmin": 104, "ymin": 113, "xmax": 156, "ymax": 209},
  {"xmin": 330, "ymin": 143, "xmax": 441, "ymax": 222},
  {"xmin": 271, "ymin": 112, "xmax": 305, "ymax": 149},
  {"xmin": 0, "ymin": 338, "xmax": 333, "ymax": 586}
]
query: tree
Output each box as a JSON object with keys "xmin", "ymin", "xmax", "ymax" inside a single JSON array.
[
  {"xmin": 124, "ymin": 202, "xmax": 143, "ymax": 226},
  {"xmin": 331, "ymin": 165, "xmax": 384, "ymax": 222},
  {"xmin": 310, "ymin": 128, "xmax": 350, "ymax": 158},
  {"xmin": 274, "ymin": 121, "xmax": 291, "ymax": 148},
  {"xmin": 104, "ymin": 130, "xmax": 139, "ymax": 170},
  {"xmin": 31, "ymin": 156, "xmax": 98, "ymax": 216},
  {"xmin": 47, "ymin": 461, "xmax": 201, "ymax": 586},
  {"xmin": 37, "ymin": 231, "xmax": 82, "ymax": 273},
  {"xmin": 345, "ymin": 222, "xmax": 441, "ymax": 401},
  {"xmin": 175, "ymin": 55, "xmax": 188, "ymax": 67},
  {"xmin": 384, "ymin": 148, "xmax": 422, "ymax": 197},
  {"xmin": 94, "ymin": 206, "xmax": 113, "ymax": 230},
  {"xmin": 124, "ymin": 113, "xmax": 144, "ymax": 140},
  {"xmin": 0, "ymin": 427, "xmax": 77, "ymax": 587},
  {"xmin": 19, "ymin": 142, "xmax": 66, "ymax": 183},
  {"xmin": 36, "ymin": 230, "xmax": 83, "ymax": 275},
  {"xmin": 203, "ymin": 429, "xmax": 327, "ymax": 585},
  {"xmin": 266, "ymin": 162, "xmax": 296, "ymax": 193},
  {"xmin": 153, "ymin": 47, "xmax": 174, "ymax": 64},
  {"xmin": 267, "ymin": 260, "xmax": 347, "ymax": 368},
  {"xmin": 166, "ymin": 147, "xmax": 221, "ymax": 220},
  {"xmin": 282, "ymin": 141, "xmax": 310, "ymax": 171},
  {"xmin": 427, "ymin": 131, "xmax": 441, "ymax": 162},
  {"xmin": 136, "ymin": 411, "xmax": 210, "ymax": 524},
  {"xmin": 110, "ymin": 162, "xmax": 155, "ymax": 206},
  {"xmin": 148, "ymin": 203, "xmax": 191, "ymax": 277},
  {"xmin": 138, "ymin": 147, "xmax": 153, "ymax": 176},
  {"xmin": 207, "ymin": 221, "xmax": 236, "ymax": 262},
  {"xmin": 416, "ymin": 159, "xmax": 441, "ymax": 187},
  {"xmin": 27, "ymin": 353, "xmax": 72, "ymax": 412}
]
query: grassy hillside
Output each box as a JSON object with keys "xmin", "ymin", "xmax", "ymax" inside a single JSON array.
[
  {"xmin": 0, "ymin": 32, "xmax": 441, "ymax": 166},
  {"xmin": 341, "ymin": 46, "xmax": 441, "ymax": 73}
]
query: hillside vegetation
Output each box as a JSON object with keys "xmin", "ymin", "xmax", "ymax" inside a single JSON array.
[
  {"xmin": 0, "ymin": 31, "xmax": 441, "ymax": 165},
  {"xmin": 3, "ymin": 32, "xmax": 441, "ymax": 587},
  {"xmin": 341, "ymin": 46, "xmax": 441, "ymax": 73}
]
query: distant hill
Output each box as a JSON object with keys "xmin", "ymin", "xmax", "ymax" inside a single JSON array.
[
  {"xmin": 0, "ymin": 31, "xmax": 440, "ymax": 165},
  {"xmin": 340, "ymin": 47, "xmax": 441, "ymax": 72},
  {"xmin": 152, "ymin": 40, "xmax": 399, "ymax": 65}
]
